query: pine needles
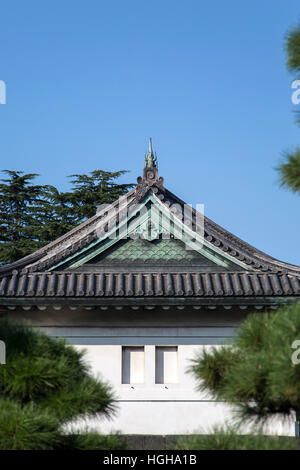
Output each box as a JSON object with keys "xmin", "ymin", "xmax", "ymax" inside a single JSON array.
[{"xmin": 0, "ymin": 319, "xmax": 124, "ymax": 450}]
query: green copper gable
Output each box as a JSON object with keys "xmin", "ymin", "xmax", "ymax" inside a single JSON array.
[
  {"xmin": 85, "ymin": 237, "xmax": 224, "ymax": 266},
  {"xmin": 50, "ymin": 193, "xmax": 251, "ymax": 271}
]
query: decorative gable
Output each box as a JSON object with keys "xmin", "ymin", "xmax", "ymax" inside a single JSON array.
[
  {"xmin": 1, "ymin": 138, "xmax": 299, "ymax": 281},
  {"xmin": 84, "ymin": 238, "xmax": 239, "ymax": 268},
  {"xmin": 50, "ymin": 193, "xmax": 248, "ymax": 272},
  {"xmin": 89, "ymin": 238, "xmax": 209, "ymax": 265}
]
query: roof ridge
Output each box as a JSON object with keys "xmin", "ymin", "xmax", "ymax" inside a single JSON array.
[{"xmin": 1, "ymin": 181, "xmax": 300, "ymax": 277}]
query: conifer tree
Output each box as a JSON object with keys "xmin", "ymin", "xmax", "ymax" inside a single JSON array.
[
  {"xmin": 60, "ymin": 170, "xmax": 134, "ymax": 222},
  {"xmin": 190, "ymin": 302, "xmax": 300, "ymax": 428},
  {"xmin": 0, "ymin": 171, "xmax": 51, "ymax": 264},
  {"xmin": 277, "ymin": 23, "xmax": 300, "ymax": 191},
  {"xmin": 0, "ymin": 169, "xmax": 133, "ymax": 264},
  {"xmin": 0, "ymin": 319, "xmax": 125, "ymax": 450}
]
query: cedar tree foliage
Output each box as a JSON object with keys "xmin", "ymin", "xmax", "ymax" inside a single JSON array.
[{"xmin": 0, "ymin": 169, "xmax": 133, "ymax": 264}]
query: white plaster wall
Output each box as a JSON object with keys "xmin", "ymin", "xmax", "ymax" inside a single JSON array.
[{"xmin": 39, "ymin": 326, "xmax": 294, "ymax": 436}]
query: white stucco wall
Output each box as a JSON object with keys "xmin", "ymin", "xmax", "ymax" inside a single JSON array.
[{"xmin": 39, "ymin": 325, "xmax": 294, "ymax": 436}]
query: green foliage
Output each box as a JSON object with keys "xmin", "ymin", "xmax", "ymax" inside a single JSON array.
[
  {"xmin": 286, "ymin": 22, "xmax": 300, "ymax": 74},
  {"xmin": 0, "ymin": 399, "xmax": 126, "ymax": 451},
  {"xmin": 62, "ymin": 170, "xmax": 134, "ymax": 222},
  {"xmin": 190, "ymin": 345, "xmax": 239, "ymax": 399},
  {"xmin": 277, "ymin": 23, "xmax": 300, "ymax": 194},
  {"xmin": 39, "ymin": 376, "xmax": 115, "ymax": 422},
  {"xmin": 171, "ymin": 426, "xmax": 298, "ymax": 450},
  {"xmin": 191, "ymin": 302, "xmax": 300, "ymax": 425},
  {"xmin": 0, "ymin": 171, "xmax": 52, "ymax": 263},
  {"xmin": 277, "ymin": 149, "xmax": 300, "ymax": 194},
  {"xmin": 0, "ymin": 319, "xmax": 121, "ymax": 450},
  {"xmin": 57, "ymin": 430, "xmax": 127, "ymax": 450},
  {"xmin": 0, "ymin": 399, "xmax": 61, "ymax": 450},
  {"xmin": 38, "ymin": 171, "xmax": 134, "ymax": 243},
  {"xmin": 0, "ymin": 169, "xmax": 133, "ymax": 264}
]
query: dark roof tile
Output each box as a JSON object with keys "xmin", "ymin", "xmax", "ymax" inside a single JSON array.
[{"xmin": 0, "ymin": 272, "xmax": 300, "ymax": 299}]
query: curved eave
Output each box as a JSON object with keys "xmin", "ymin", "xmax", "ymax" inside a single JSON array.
[
  {"xmin": 1, "ymin": 271, "xmax": 300, "ymax": 300},
  {"xmin": 1, "ymin": 182, "xmax": 300, "ymax": 276}
]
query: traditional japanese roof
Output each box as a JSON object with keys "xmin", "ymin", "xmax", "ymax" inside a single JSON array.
[
  {"xmin": 1, "ymin": 272, "xmax": 299, "ymax": 299},
  {"xmin": 1, "ymin": 139, "xmax": 300, "ymax": 307}
]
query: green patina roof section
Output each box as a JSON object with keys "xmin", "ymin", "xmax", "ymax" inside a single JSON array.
[
  {"xmin": 86, "ymin": 237, "xmax": 217, "ymax": 265},
  {"xmin": 50, "ymin": 193, "xmax": 251, "ymax": 271}
]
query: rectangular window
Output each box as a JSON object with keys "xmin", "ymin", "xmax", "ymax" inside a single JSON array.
[
  {"xmin": 155, "ymin": 346, "xmax": 178, "ymax": 384},
  {"xmin": 122, "ymin": 346, "xmax": 145, "ymax": 384}
]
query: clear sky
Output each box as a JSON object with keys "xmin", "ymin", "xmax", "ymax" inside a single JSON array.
[{"xmin": 1, "ymin": 1, "xmax": 300, "ymax": 264}]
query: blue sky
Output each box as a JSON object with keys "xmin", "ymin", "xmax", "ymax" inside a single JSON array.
[{"xmin": 0, "ymin": 1, "xmax": 300, "ymax": 264}]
